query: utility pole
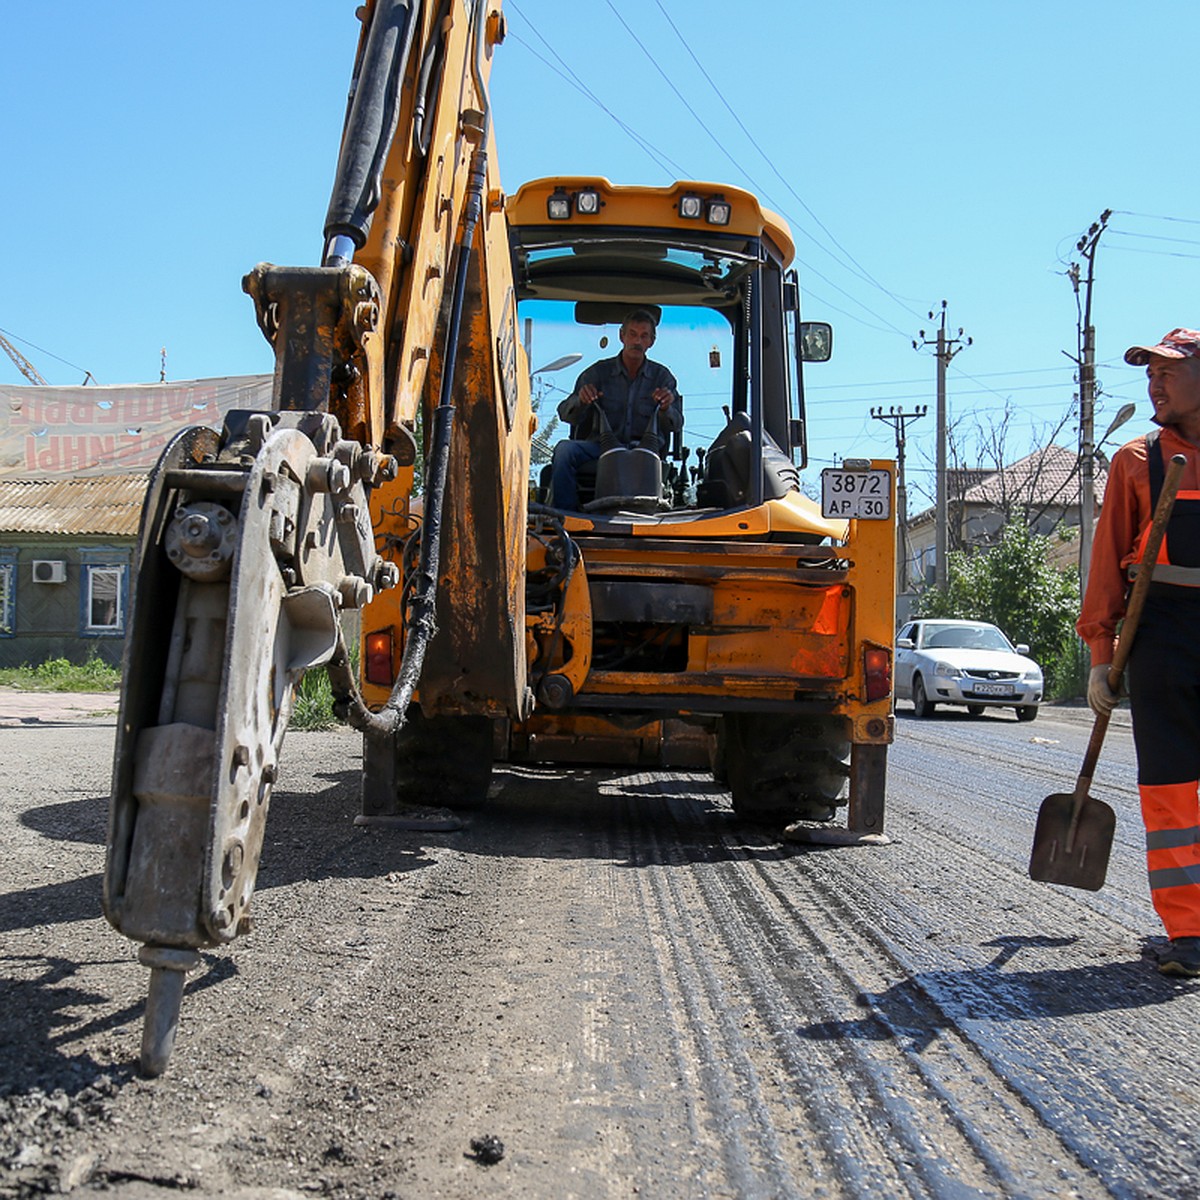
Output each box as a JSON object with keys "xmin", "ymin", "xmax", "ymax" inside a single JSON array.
[
  {"xmin": 870, "ymin": 404, "xmax": 927, "ymax": 593},
  {"xmin": 1069, "ymin": 209, "xmax": 1111, "ymax": 593},
  {"xmin": 914, "ymin": 302, "xmax": 970, "ymax": 589}
]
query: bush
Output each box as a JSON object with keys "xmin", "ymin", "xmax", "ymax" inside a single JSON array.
[
  {"xmin": 915, "ymin": 522, "xmax": 1083, "ymax": 699},
  {"xmin": 290, "ymin": 667, "xmax": 339, "ymax": 732},
  {"xmin": 289, "ymin": 630, "xmax": 361, "ymax": 732},
  {"xmin": 0, "ymin": 654, "xmax": 121, "ymax": 692}
]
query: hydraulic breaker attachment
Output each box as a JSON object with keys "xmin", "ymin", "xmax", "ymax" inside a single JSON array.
[{"xmin": 104, "ymin": 411, "xmax": 396, "ymax": 1075}]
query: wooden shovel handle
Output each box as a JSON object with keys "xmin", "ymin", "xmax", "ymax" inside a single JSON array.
[{"xmin": 1078, "ymin": 452, "xmax": 1187, "ymax": 791}]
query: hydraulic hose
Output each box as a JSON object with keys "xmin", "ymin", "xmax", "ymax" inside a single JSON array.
[
  {"xmin": 329, "ymin": 148, "xmax": 489, "ymax": 737},
  {"xmin": 327, "ymin": 0, "xmax": 494, "ymax": 734},
  {"xmin": 323, "ymin": 0, "xmax": 423, "ymax": 267}
]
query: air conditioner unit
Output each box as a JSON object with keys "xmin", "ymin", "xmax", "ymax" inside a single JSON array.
[{"xmin": 32, "ymin": 560, "xmax": 67, "ymax": 584}]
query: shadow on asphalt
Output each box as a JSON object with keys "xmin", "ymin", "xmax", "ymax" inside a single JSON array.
[{"xmin": 795, "ymin": 935, "xmax": 1195, "ymax": 1049}]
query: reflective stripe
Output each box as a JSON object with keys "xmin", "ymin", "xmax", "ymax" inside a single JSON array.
[
  {"xmin": 1129, "ymin": 563, "xmax": 1200, "ymax": 586},
  {"xmin": 1146, "ymin": 825, "xmax": 1200, "ymax": 851},
  {"xmin": 1149, "ymin": 863, "xmax": 1200, "ymax": 890}
]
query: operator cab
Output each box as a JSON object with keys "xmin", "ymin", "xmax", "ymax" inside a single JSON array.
[{"xmin": 507, "ymin": 178, "xmax": 833, "ymax": 530}]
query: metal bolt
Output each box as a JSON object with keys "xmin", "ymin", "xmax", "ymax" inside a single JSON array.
[
  {"xmin": 539, "ymin": 673, "xmax": 574, "ymax": 709},
  {"xmin": 338, "ymin": 575, "xmax": 373, "ymax": 609}
]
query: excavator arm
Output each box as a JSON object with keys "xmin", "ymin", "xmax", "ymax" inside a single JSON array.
[{"xmin": 103, "ymin": 0, "xmax": 529, "ymax": 1075}]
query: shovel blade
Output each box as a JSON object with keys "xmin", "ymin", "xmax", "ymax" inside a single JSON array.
[{"xmin": 1029, "ymin": 790, "xmax": 1116, "ymax": 891}]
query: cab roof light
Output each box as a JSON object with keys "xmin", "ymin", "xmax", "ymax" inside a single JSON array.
[
  {"xmin": 575, "ymin": 187, "xmax": 602, "ymax": 216},
  {"xmin": 547, "ymin": 188, "xmax": 573, "ymax": 220},
  {"xmin": 705, "ymin": 197, "xmax": 732, "ymax": 226},
  {"xmin": 679, "ymin": 193, "xmax": 703, "ymax": 220}
]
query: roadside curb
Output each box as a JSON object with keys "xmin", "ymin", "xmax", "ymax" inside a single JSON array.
[{"xmin": 0, "ymin": 688, "xmax": 120, "ymax": 727}]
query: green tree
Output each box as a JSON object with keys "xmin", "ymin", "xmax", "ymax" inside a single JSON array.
[{"xmin": 915, "ymin": 522, "xmax": 1083, "ymax": 698}]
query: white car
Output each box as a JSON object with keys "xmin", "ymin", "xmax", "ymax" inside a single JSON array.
[{"xmin": 894, "ymin": 618, "xmax": 1043, "ymax": 721}]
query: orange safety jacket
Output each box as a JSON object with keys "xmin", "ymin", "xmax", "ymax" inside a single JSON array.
[
  {"xmin": 1085, "ymin": 427, "xmax": 1200, "ymax": 941},
  {"xmin": 1077, "ymin": 425, "xmax": 1200, "ymax": 666}
]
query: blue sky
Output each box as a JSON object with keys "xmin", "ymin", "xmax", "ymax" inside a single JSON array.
[{"xmin": 3, "ymin": 2, "xmax": 1195, "ymax": 510}]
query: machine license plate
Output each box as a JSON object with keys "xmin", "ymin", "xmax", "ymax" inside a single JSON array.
[
  {"xmin": 974, "ymin": 682, "xmax": 1014, "ymax": 696},
  {"xmin": 821, "ymin": 468, "xmax": 891, "ymax": 519}
]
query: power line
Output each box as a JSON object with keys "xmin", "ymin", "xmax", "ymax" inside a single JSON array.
[
  {"xmin": 806, "ymin": 379, "xmax": 1076, "ymax": 407},
  {"xmin": 1105, "ymin": 245, "xmax": 1200, "ymax": 262},
  {"xmin": 1111, "ymin": 209, "xmax": 1200, "ymax": 226},
  {"xmin": 504, "ymin": 3, "xmax": 919, "ymax": 343},
  {"xmin": 808, "ymin": 364, "xmax": 1076, "ymax": 391},
  {"xmin": 0, "ymin": 332, "xmax": 47, "ymax": 384},
  {"xmin": 649, "ymin": 0, "xmax": 921, "ymax": 318},
  {"xmin": 1109, "ymin": 229, "xmax": 1200, "ymax": 249},
  {"xmin": 603, "ymin": 0, "xmax": 773, "ymax": 205},
  {"xmin": 604, "ymin": 0, "xmax": 918, "ymax": 339},
  {"xmin": 0, "ymin": 325, "xmax": 95, "ymax": 384},
  {"xmin": 504, "ymin": 18, "xmax": 686, "ymax": 178}
]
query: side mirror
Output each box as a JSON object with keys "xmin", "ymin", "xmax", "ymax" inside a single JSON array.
[
  {"xmin": 1016, "ymin": 643, "xmax": 1030, "ymax": 655},
  {"xmin": 800, "ymin": 321, "xmax": 833, "ymax": 362},
  {"xmin": 896, "ymin": 637, "xmax": 914, "ymax": 649}
]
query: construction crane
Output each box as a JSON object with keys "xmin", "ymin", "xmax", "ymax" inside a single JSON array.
[{"xmin": 0, "ymin": 331, "xmax": 48, "ymax": 385}]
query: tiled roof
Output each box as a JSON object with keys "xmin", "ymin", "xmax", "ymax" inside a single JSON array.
[
  {"xmin": 909, "ymin": 444, "xmax": 1105, "ymax": 526},
  {"xmin": 0, "ymin": 474, "xmax": 148, "ymax": 537},
  {"xmin": 958, "ymin": 443, "xmax": 1105, "ymax": 507}
]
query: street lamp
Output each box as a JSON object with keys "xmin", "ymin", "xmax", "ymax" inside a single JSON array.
[
  {"xmin": 1102, "ymin": 402, "xmax": 1136, "ymax": 444},
  {"xmin": 529, "ymin": 353, "xmax": 583, "ymax": 470},
  {"xmin": 1081, "ymin": 401, "xmax": 1139, "ymax": 588},
  {"xmin": 532, "ymin": 353, "xmax": 582, "ymax": 377}
]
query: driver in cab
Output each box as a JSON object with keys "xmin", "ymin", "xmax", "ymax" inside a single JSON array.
[{"xmin": 549, "ymin": 308, "xmax": 682, "ymax": 510}]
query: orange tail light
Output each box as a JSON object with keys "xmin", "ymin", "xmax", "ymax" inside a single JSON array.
[
  {"xmin": 864, "ymin": 646, "xmax": 891, "ymax": 702},
  {"xmin": 365, "ymin": 629, "xmax": 395, "ymax": 686}
]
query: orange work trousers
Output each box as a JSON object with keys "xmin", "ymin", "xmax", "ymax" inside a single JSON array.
[{"xmin": 1127, "ymin": 590, "xmax": 1200, "ymax": 940}]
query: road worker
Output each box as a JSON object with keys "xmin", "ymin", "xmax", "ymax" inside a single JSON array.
[
  {"xmin": 1079, "ymin": 327, "xmax": 1200, "ymax": 977},
  {"xmin": 549, "ymin": 308, "xmax": 682, "ymax": 510}
]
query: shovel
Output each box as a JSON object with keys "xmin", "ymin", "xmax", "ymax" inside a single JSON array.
[{"xmin": 1029, "ymin": 452, "xmax": 1187, "ymax": 890}]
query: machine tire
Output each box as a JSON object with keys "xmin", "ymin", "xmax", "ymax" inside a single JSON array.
[
  {"xmin": 1016, "ymin": 705, "xmax": 1038, "ymax": 723},
  {"xmin": 912, "ymin": 675, "xmax": 936, "ymax": 719},
  {"xmin": 722, "ymin": 713, "xmax": 850, "ymax": 823},
  {"xmin": 392, "ymin": 708, "xmax": 495, "ymax": 809},
  {"xmin": 967, "ymin": 704, "xmax": 985, "ymax": 717}
]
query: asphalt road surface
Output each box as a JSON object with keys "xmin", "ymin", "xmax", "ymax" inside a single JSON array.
[{"xmin": 1, "ymin": 697, "xmax": 1197, "ymax": 1199}]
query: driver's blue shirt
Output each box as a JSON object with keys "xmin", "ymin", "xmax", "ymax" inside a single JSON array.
[{"xmin": 557, "ymin": 354, "xmax": 682, "ymax": 446}]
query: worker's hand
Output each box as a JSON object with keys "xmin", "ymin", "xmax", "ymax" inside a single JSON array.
[
  {"xmin": 578, "ymin": 384, "xmax": 599, "ymax": 405},
  {"xmin": 1087, "ymin": 664, "xmax": 1120, "ymax": 716},
  {"xmin": 652, "ymin": 387, "xmax": 672, "ymax": 409}
]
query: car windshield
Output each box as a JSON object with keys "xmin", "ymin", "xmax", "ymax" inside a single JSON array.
[{"xmin": 922, "ymin": 623, "xmax": 1012, "ymax": 652}]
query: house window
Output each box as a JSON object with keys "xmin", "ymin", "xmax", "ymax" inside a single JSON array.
[
  {"xmin": 0, "ymin": 556, "xmax": 14, "ymax": 637},
  {"xmin": 83, "ymin": 564, "xmax": 125, "ymax": 634}
]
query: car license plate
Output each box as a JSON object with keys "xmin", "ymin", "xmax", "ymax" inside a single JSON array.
[
  {"xmin": 821, "ymin": 468, "xmax": 891, "ymax": 519},
  {"xmin": 973, "ymin": 682, "xmax": 1014, "ymax": 696}
]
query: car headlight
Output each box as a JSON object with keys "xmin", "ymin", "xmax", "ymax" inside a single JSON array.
[
  {"xmin": 1023, "ymin": 669, "xmax": 1043, "ymax": 684},
  {"xmin": 933, "ymin": 661, "xmax": 962, "ymax": 679}
]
